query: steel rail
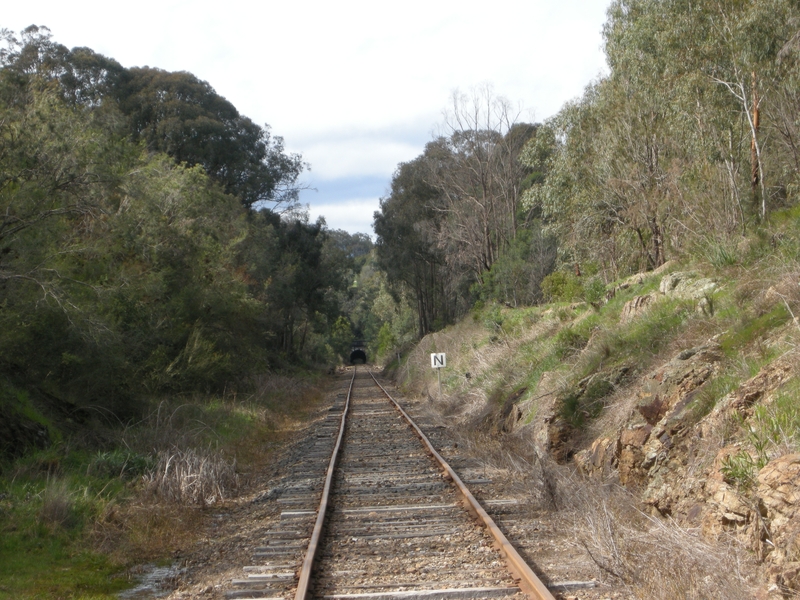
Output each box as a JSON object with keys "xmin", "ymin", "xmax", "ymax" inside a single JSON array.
[
  {"xmin": 368, "ymin": 371, "xmax": 556, "ymax": 600},
  {"xmin": 294, "ymin": 367, "xmax": 356, "ymax": 600}
]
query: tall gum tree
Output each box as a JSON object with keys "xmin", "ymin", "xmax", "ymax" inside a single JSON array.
[
  {"xmin": 425, "ymin": 85, "xmax": 533, "ymax": 280},
  {"xmin": 374, "ymin": 156, "xmax": 453, "ymax": 337},
  {"xmin": 526, "ymin": 0, "xmax": 800, "ymax": 277}
]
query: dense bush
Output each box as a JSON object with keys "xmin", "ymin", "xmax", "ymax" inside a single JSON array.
[{"xmin": 0, "ymin": 28, "xmax": 362, "ymax": 425}]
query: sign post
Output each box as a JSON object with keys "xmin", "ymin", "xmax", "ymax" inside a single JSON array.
[{"xmin": 430, "ymin": 353, "xmax": 446, "ymax": 399}]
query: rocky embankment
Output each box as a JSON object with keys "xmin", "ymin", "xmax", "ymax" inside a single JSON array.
[
  {"xmin": 401, "ymin": 267, "xmax": 800, "ymax": 597},
  {"xmin": 537, "ymin": 272, "xmax": 800, "ymax": 595}
]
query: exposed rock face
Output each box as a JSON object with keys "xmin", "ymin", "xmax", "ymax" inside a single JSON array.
[
  {"xmin": 701, "ymin": 446, "xmax": 760, "ymax": 542},
  {"xmin": 547, "ymin": 369, "xmax": 629, "ymax": 464},
  {"xmin": 616, "ymin": 424, "xmax": 652, "ymax": 486},
  {"xmin": 619, "ymin": 271, "xmax": 719, "ymax": 326},
  {"xmin": 527, "ymin": 371, "xmax": 562, "ymax": 453},
  {"xmin": 572, "ymin": 340, "xmax": 799, "ymax": 588},
  {"xmin": 574, "ymin": 436, "xmax": 618, "ymax": 476},
  {"xmin": 575, "ymin": 342, "xmax": 721, "ymax": 492},
  {"xmin": 757, "ymin": 454, "xmax": 800, "ymax": 567},
  {"xmin": 497, "ymin": 387, "xmax": 527, "ymax": 434},
  {"xmin": 643, "ymin": 357, "xmax": 796, "ymax": 525},
  {"xmin": 771, "ymin": 562, "xmax": 800, "ymax": 595},
  {"xmin": 620, "ymin": 293, "xmax": 657, "ymax": 323},
  {"xmin": 627, "ymin": 343, "xmax": 721, "ymax": 495},
  {"xmin": 659, "ymin": 271, "xmax": 717, "ymax": 300}
]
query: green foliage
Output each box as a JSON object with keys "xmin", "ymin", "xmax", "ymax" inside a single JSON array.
[
  {"xmin": 374, "ymin": 155, "xmax": 454, "ymax": 337},
  {"xmin": 539, "ymin": 271, "xmax": 606, "ymax": 305},
  {"xmin": 375, "ymin": 322, "xmax": 396, "ymax": 360},
  {"xmin": 483, "ymin": 305, "xmax": 505, "ymax": 332},
  {"xmin": 0, "ymin": 378, "xmax": 326, "ymax": 599},
  {"xmin": 329, "ymin": 316, "xmax": 354, "ymax": 363},
  {"xmin": 747, "ymin": 387, "xmax": 800, "ymax": 456},
  {"xmin": 518, "ymin": 0, "xmax": 800, "ymax": 278},
  {"xmin": 541, "ymin": 271, "xmax": 584, "ymax": 302},
  {"xmin": 690, "ymin": 373, "xmax": 742, "ymax": 421},
  {"xmin": 584, "ymin": 277, "xmax": 608, "ymax": 304},
  {"xmin": 559, "ymin": 379, "xmax": 615, "ymax": 429},
  {"xmin": 0, "ymin": 465, "xmax": 129, "ymax": 598},
  {"xmin": 554, "ymin": 327, "xmax": 590, "ymax": 359},
  {"xmin": 374, "ymin": 89, "xmax": 540, "ymax": 337},
  {"xmin": 478, "ymin": 224, "xmax": 557, "ymax": 306},
  {"xmin": 720, "ymin": 304, "xmax": 790, "ymax": 357},
  {"xmin": 86, "ymin": 450, "xmax": 153, "ymax": 480},
  {"xmin": 721, "ymin": 380, "xmax": 800, "ymax": 490},
  {"xmin": 720, "ymin": 450, "xmax": 761, "ymax": 491},
  {"xmin": 702, "ymin": 240, "xmax": 740, "ymax": 268},
  {"xmin": 0, "ymin": 25, "xmax": 377, "ymax": 598},
  {"xmin": 120, "ymin": 66, "xmax": 307, "ymax": 210},
  {"xmin": 0, "ymin": 29, "xmax": 356, "ymax": 424},
  {"xmin": 0, "ymin": 384, "xmax": 57, "ymax": 440},
  {"xmin": 0, "ymin": 26, "xmax": 306, "ymax": 212}
]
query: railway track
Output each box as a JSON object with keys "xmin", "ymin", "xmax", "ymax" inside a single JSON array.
[{"xmin": 225, "ymin": 368, "xmax": 556, "ymax": 600}]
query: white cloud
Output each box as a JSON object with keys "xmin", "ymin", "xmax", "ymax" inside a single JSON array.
[
  {"xmin": 308, "ymin": 198, "xmax": 380, "ymax": 237},
  {"xmin": 303, "ymin": 137, "xmax": 423, "ymax": 180}
]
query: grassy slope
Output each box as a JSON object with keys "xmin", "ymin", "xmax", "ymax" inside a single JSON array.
[
  {"xmin": 395, "ymin": 209, "xmax": 800, "ymax": 480},
  {"xmin": 0, "ymin": 372, "xmax": 329, "ymax": 599}
]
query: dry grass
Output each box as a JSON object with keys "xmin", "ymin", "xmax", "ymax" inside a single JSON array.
[
  {"xmin": 39, "ymin": 477, "xmax": 77, "ymax": 529},
  {"xmin": 399, "ymin": 309, "xmax": 562, "ymax": 422},
  {"xmin": 85, "ymin": 372, "xmax": 330, "ymax": 568},
  {"xmin": 563, "ymin": 476, "xmax": 756, "ymax": 599},
  {"xmin": 92, "ymin": 499, "xmax": 207, "ymax": 563},
  {"xmin": 387, "ymin": 245, "xmax": 800, "ymax": 598},
  {"xmin": 142, "ymin": 448, "xmax": 238, "ymax": 506}
]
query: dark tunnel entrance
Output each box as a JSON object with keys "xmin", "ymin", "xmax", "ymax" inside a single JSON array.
[
  {"xmin": 350, "ymin": 349, "xmax": 367, "ymax": 364},
  {"xmin": 350, "ymin": 340, "xmax": 367, "ymax": 364}
]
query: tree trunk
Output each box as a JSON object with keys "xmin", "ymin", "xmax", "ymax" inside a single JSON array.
[
  {"xmin": 649, "ymin": 216, "xmax": 664, "ymax": 268},
  {"xmin": 751, "ymin": 71, "xmax": 761, "ymax": 211}
]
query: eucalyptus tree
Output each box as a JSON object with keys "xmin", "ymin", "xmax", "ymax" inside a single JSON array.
[
  {"xmin": 524, "ymin": 0, "xmax": 800, "ymax": 277},
  {"xmin": 116, "ymin": 67, "xmax": 306, "ymax": 212},
  {"xmin": 426, "ymin": 85, "xmax": 534, "ymax": 280},
  {"xmin": 0, "ymin": 27, "xmax": 354, "ymax": 414},
  {"xmin": 374, "ymin": 156, "xmax": 455, "ymax": 337},
  {"xmin": 0, "ymin": 70, "xmax": 129, "ymax": 404}
]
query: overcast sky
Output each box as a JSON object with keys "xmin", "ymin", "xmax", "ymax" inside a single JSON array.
[{"xmin": 4, "ymin": 1, "xmax": 612, "ymax": 236}]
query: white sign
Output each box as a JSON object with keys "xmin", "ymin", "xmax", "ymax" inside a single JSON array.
[{"xmin": 430, "ymin": 353, "xmax": 446, "ymax": 369}]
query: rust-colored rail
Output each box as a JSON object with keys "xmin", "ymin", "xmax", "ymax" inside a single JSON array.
[
  {"xmin": 368, "ymin": 371, "xmax": 556, "ymax": 600},
  {"xmin": 293, "ymin": 367, "xmax": 355, "ymax": 600}
]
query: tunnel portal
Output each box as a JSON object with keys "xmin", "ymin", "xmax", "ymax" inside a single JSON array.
[
  {"xmin": 350, "ymin": 340, "xmax": 367, "ymax": 364},
  {"xmin": 350, "ymin": 349, "xmax": 367, "ymax": 364}
]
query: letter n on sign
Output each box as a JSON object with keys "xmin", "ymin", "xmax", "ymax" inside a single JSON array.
[{"xmin": 430, "ymin": 353, "xmax": 446, "ymax": 368}]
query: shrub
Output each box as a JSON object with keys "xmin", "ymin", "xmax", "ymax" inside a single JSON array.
[
  {"xmin": 584, "ymin": 276, "xmax": 607, "ymax": 304},
  {"xmin": 720, "ymin": 450, "xmax": 761, "ymax": 491},
  {"xmin": 541, "ymin": 271, "xmax": 584, "ymax": 302},
  {"xmin": 554, "ymin": 326, "xmax": 590, "ymax": 359},
  {"xmin": 559, "ymin": 378, "xmax": 614, "ymax": 428},
  {"xmin": 87, "ymin": 450, "xmax": 153, "ymax": 480},
  {"xmin": 722, "ymin": 383, "xmax": 800, "ymax": 490},
  {"xmin": 376, "ymin": 322, "xmax": 396, "ymax": 360}
]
